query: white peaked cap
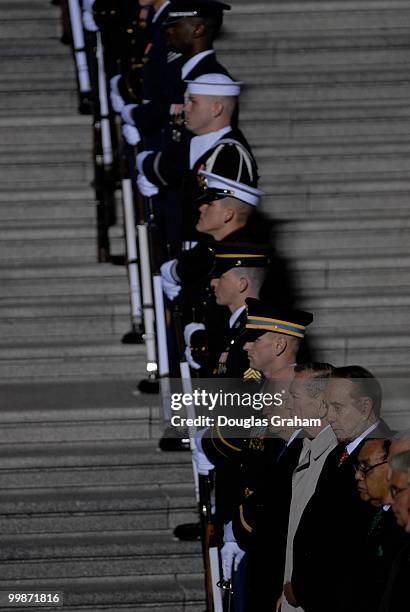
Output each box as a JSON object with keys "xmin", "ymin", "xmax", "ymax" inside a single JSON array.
[
  {"xmin": 185, "ymin": 73, "xmax": 243, "ymax": 96},
  {"xmin": 198, "ymin": 170, "xmax": 264, "ymax": 207}
]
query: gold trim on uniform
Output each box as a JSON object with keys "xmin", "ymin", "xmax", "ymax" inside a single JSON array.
[{"xmin": 239, "ymin": 504, "xmax": 253, "ymax": 533}]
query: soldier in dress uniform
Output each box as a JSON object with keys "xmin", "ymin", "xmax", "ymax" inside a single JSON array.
[
  {"xmin": 161, "ymin": 171, "xmax": 267, "ymax": 380},
  {"xmin": 120, "ymin": 0, "xmax": 232, "ymax": 146},
  {"xmin": 136, "ymin": 72, "xmax": 256, "ymax": 242},
  {"xmin": 193, "ymin": 302, "xmax": 313, "ymax": 609},
  {"xmin": 109, "ymin": 1, "xmax": 172, "ymax": 115},
  {"xmin": 209, "ymin": 245, "xmax": 269, "ymax": 378},
  {"xmin": 120, "ymin": 0, "xmax": 234, "ymax": 254}
]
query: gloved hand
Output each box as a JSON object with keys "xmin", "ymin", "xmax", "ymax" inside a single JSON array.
[
  {"xmin": 192, "ymin": 447, "xmax": 214, "ymax": 476},
  {"xmin": 122, "ymin": 124, "xmax": 141, "ymax": 146},
  {"xmin": 136, "ymin": 150, "xmax": 154, "ymax": 175},
  {"xmin": 83, "ymin": 10, "xmax": 99, "ymax": 31},
  {"xmin": 83, "ymin": 0, "xmax": 96, "ymax": 10},
  {"xmin": 121, "ymin": 103, "xmax": 138, "ymax": 125},
  {"xmin": 160, "ymin": 259, "xmax": 179, "ymax": 284},
  {"xmin": 110, "ymin": 92, "xmax": 124, "ymax": 113},
  {"xmin": 184, "ymin": 346, "xmax": 202, "ymax": 370},
  {"xmin": 184, "ymin": 322, "xmax": 205, "ymax": 346},
  {"xmin": 221, "ymin": 542, "xmax": 245, "ymax": 581},
  {"xmin": 162, "ymin": 278, "xmax": 181, "ymax": 301},
  {"xmin": 137, "ymin": 173, "xmax": 159, "ymax": 197}
]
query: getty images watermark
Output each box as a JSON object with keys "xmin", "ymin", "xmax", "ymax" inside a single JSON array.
[{"xmin": 170, "ymin": 389, "xmax": 322, "ymax": 430}]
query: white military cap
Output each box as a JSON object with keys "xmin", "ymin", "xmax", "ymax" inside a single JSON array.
[{"xmin": 185, "ymin": 73, "xmax": 243, "ymax": 96}]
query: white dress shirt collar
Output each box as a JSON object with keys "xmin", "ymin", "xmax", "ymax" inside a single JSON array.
[
  {"xmin": 189, "ymin": 125, "xmax": 231, "ymax": 169},
  {"xmin": 229, "ymin": 305, "xmax": 246, "ymax": 329},
  {"xmin": 152, "ymin": 0, "xmax": 170, "ymax": 23},
  {"xmin": 182, "ymin": 49, "xmax": 215, "ymax": 79},
  {"xmin": 346, "ymin": 420, "xmax": 380, "ymax": 455}
]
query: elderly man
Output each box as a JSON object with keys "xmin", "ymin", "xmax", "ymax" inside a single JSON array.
[
  {"xmin": 279, "ymin": 363, "xmax": 337, "ymax": 612},
  {"xmin": 378, "ymin": 432, "xmax": 410, "ymax": 611},
  {"xmin": 289, "ymin": 365, "xmax": 392, "ymax": 612},
  {"xmin": 352, "ymin": 438, "xmax": 404, "ymax": 612}
]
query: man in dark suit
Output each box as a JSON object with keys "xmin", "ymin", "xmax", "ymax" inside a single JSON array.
[
  {"xmin": 352, "ymin": 438, "xmax": 404, "ymax": 612},
  {"xmin": 288, "ymin": 365, "xmax": 392, "ymax": 612},
  {"xmin": 378, "ymin": 434, "xmax": 410, "ymax": 611}
]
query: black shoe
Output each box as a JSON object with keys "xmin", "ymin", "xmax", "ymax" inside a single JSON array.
[
  {"xmin": 78, "ymin": 94, "xmax": 93, "ymax": 115},
  {"xmin": 122, "ymin": 328, "xmax": 144, "ymax": 344},
  {"xmin": 158, "ymin": 436, "xmax": 190, "ymax": 452},
  {"xmin": 173, "ymin": 522, "xmax": 201, "ymax": 541},
  {"xmin": 137, "ymin": 378, "xmax": 160, "ymax": 394},
  {"xmin": 110, "ymin": 254, "xmax": 126, "ymax": 266}
]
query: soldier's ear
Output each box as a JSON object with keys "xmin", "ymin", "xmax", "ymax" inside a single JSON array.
[
  {"xmin": 223, "ymin": 207, "xmax": 235, "ymax": 223},
  {"xmin": 274, "ymin": 335, "xmax": 287, "ymax": 357},
  {"xmin": 212, "ymin": 100, "xmax": 224, "ymax": 118},
  {"xmin": 238, "ymin": 276, "xmax": 249, "ymax": 293},
  {"xmin": 193, "ymin": 22, "xmax": 206, "ymax": 38}
]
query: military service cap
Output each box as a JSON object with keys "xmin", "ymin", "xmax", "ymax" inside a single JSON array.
[
  {"xmin": 196, "ymin": 170, "xmax": 263, "ymax": 206},
  {"xmin": 245, "ymin": 298, "xmax": 313, "ymax": 340},
  {"xmin": 210, "ymin": 243, "xmax": 270, "ymax": 277},
  {"xmin": 163, "ymin": 0, "xmax": 231, "ymax": 26},
  {"xmin": 185, "ymin": 73, "xmax": 243, "ymax": 96}
]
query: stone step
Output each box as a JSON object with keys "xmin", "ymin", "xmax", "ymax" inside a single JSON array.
[
  {"xmin": 0, "ymin": 199, "xmax": 95, "ymax": 223},
  {"xmin": 276, "ymin": 217, "xmax": 410, "ymax": 253},
  {"xmin": 311, "ymin": 328, "xmax": 410, "ymax": 370},
  {"xmin": 0, "ymin": 90, "xmax": 78, "ymax": 111},
  {"xmin": 223, "ymin": 47, "xmax": 410, "ymax": 68},
  {"xmin": 290, "ymin": 254, "xmax": 410, "ymax": 289},
  {"xmin": 0, "ymin": 438, "xmax": 189, "ymax": 470},
  {"xmin": 219, "ymin": 28, "xmax": 410, "ymax": 50},
  {"xmin": 0, "ymin": 531, "xmax": 202, "ymax": 578},
  {"xmin": 258, "ymin": 152, "xmax": 410, "ymax": 176},
  {"xmin": 0, "ymin": 235, "xmax": 123, "ymax": 262},
  {"xmin": 241, "ymin": 116, "xmax": 410, "ymax": 139},
  {"xmin": 228, "ymin": 4, "xmax": 410, "ymax": 33},
  {"xmin": 0, "ymin": 157, "xmax": 93, "ymax": 184},
  {"xmin": 0, "ymin": 574, "xmax": 203, "ymax": 610},
  {"xmin": 0, "ymin": 339, "xmax": 145, "ymax": 383},
  {"xmin": 0, "ymin": 116, "xmax": 91, "ymax": 145},
  {"xmin": 0, "ymin": 481, "xmax": 195, "ymax": 520},
  {"xmin": 0, "ymin": 462, "xmax": 191, "ymax": 489}
]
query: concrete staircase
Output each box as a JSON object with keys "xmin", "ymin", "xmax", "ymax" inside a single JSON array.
[
  {"xmin": 1, "ymin": 0, "xmax": 410, "ymax": 609},
  {"xmin": 217, "ymin": 0, "xmax": 410, "ymax": 383},
  {"xmin": 0, "ymin": 1, "xmax": 203, "ymax": 610}
]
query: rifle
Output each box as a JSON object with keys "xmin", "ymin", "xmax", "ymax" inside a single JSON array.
[
  {"xmin": 179, "ymin": 360, "xmax": 223, "ymax": 612},
  {"xmin": 67, "ymin": 0, "xmax": 92, "ymax": 113}
]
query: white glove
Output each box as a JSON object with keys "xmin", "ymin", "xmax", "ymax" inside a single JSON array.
[
  {"xmin": 137, "ymin": 173, "xmax": 159, "ymax": 197},
  {"xmin": 110, "ymin": 74, "xmax": 121, "ymax": 96},
  {"xmin": 122, "ymin": 124, "xmax": 141, "ymax": 146},
  {"xmin": 121, "ymin": 103, "xmax": 138, "ymax": 125},
  {"xmin": 221, "ymin": 541, "xmax": 246, "ymax": 581},
  {"xmin": 160, "ymin": 259, "xmax": 179, "ymax": 284},
  {"xmin": 162, "ymin": 278, "xmax": 181, "ymax": 301},
  {"xmin": 184, "ymin": 322, "xmax": 205, "ymax": 346},
  {"xmin": 83, "ymin": 0, "xmax": 96, "ymax": 10},
  {"xmin": 184, "ymin": 346, "xmax": 202, "ymax": 370},
  {"xmin": 111, "ymin": 92, "xmax": 125, "ymax": 113},
  {"xmin": 192, "ymin": 447, "xmax": 214, "ymax": 476},
  {"xmin": 136, "ymin": 150, "xmax": 154, "ymax": 175},
  {"xmin": 82, "ymin": 10, "xmax": 98, "ymax": 31}
]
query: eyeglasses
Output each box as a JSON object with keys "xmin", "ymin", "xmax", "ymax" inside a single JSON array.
[
  {"xmin": 354, "ymin": 460, "xmax": 387, "ymax": 477},
  {"xmin": 389, "ymin": 484, "xmax": 408, "ymax": 499}
]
